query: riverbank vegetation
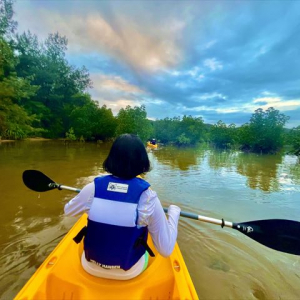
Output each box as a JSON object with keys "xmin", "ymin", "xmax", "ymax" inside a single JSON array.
[{"xmin": 0, "ymin": 0, "xmax": 299, "ymax": 156}]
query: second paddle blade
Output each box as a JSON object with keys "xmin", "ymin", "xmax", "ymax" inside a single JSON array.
[
  {"xmin": 233, "ymin": 219, "xmax": 300, "ymax": 255},
  {"xmin": 23, "ymin": 170, "xmax": 57, "ymax": 192}
]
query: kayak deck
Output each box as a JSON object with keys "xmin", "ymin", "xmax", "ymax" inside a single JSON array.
[{"xmin": 15, "ymin": 214, "xmax": 198, "ymax": 300}]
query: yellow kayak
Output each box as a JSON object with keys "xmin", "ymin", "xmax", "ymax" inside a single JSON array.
[
  {"xmin": 147, "ymin": 142, "xmax": 158, "ymax": 149},
  {"xmin": 15, "ymin": 213, "xmax": 198, "ymax": 300}
]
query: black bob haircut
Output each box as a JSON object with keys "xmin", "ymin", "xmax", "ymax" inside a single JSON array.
[{"xmin": 103, "ymin": 134, "xmax": 150, "ymax": 179}]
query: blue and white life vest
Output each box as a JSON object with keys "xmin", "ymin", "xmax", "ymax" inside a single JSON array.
[{"xmin": 83, "ymin": 175, "xmax": 151, "ymax": 271}]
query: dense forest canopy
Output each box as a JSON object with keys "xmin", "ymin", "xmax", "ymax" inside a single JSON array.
[{"xmin": 0, "ymin": 0, "xmax": 299, "ymax": 156}]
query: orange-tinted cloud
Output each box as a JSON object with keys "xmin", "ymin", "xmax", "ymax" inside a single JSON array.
[{"xmin": 17, "ymin": 8, "xmax": 184, "ymax": 72}]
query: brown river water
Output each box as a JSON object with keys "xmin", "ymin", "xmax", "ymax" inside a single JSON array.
[{"xmin": 0, "ymin": 140, "xmax": 300, "ymax": 299}]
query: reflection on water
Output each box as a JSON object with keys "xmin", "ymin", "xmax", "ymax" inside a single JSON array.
[
  {"xmin": 1, "ymin": 141, "xmax": 300, "ymax": 299},
  {"xmin": 207, "ymin": 150, "xmax": 283, "ymax": 192},
  {"xmin": 207, "ymin": 149, "xmax": 240, "ymax": 170},
  {"xmin": 236, "ymin": 153, "xmax": 282, "ymax": 192},
  {"xmin": 150, "ymin": 145, "xmax": 205, "ymax": 171},
  {"xmin": 152, "ymin": 146, "xmax": 299, "ymax": 193},
  {"xmin": 288, "ymin": 162, "xmax": 300, "ymax": 186}
]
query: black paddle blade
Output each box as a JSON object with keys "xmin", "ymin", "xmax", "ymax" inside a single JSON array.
[
  {"xmin": 233, "ymin": 219, "xmax": 300, "ymax": 255},
  {"xmin": 23, "ymin": 170, "xmax": 57, "ymax": 192}
]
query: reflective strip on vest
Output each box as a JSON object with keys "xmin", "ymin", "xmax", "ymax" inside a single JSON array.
[{"xmin": 84, "ymin": 175, "xmax": 150, "ymax": 271}]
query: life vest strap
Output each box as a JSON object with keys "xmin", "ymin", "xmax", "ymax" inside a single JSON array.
[
  {"xmin": 135, "ymin": 237, "xmax": 155, "ymax": 257},
  {"xmin": 73, "ymin": 226, "xmax": 87, "ymax": 244}
]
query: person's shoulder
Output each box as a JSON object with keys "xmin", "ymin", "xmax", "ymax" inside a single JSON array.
[
  {"xmin": 94, "ymin": 174, "xmax": 110, "ymax": 181},
  {"xmin": 80, "ymin": 181, "xmax": 95, "ymax": 192},
  {"xmin": 138, "ymin": 188, "xmax": 158, "ymax": 220},
  {"xmin": 135, "ymin": 176, "xmax": 151, "ymax": 188},
  {"xmin": 141, "ymin": 187, "xmax": 157, "ymax": 199},
  {"xmin": 86, "ymin": 181, "xmax": 95, "ymax": 187}
]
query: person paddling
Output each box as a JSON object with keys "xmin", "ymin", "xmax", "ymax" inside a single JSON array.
[
  {"xmin": 150, "ymin": 138, "xmax": 156, "ymax": 145},
  {"xmin": 64, "ymin": 134, "xmax": 181, "ymax": 280}
]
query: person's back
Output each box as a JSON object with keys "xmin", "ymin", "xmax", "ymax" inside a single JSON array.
[{"xmin": 64, "ymin": 134, "xmax": 180, "ymax": 280}]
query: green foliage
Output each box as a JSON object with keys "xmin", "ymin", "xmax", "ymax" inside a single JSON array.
[
  {"xmin": 154, "ymin": 115, "xmax": 204, "ymax": 146},
  {"xmin": 70, "ymin": 99, "xmax": 117, "ymax": 141},
  {"xmin": 210, "ymin": 121, "xmax": 237, "ymax": 149},
  {"xmin": 0, "ymin": 97, "xmax": 33, "ymax": 139},
  {"xmin": 236, "ymin": 124, "xmax": 252, "ymax": 150},
  {"xmin": 14, "ymin": 31, "xmax": 92, "ymax": 137},
  {"xmin": 237, "ymin": 107, "xmax": 289, "ymax": 153},
  {"xmin": 65, "ymin": 127, "xmax": 76, "ymax": 141},
  {"xmin": 177, "ymin": 115, "xmax": 204, "ymax": 145},
  {"xmin": 116, "ymin": 105, "xmax": 153, "ymax": 142},
  {"xmin": 0, "ymin": 0, "xmax": 17, "ymax": 39},
  {"xmin": 288, "ymin": 126, "xmax": 300, "ymax": 156},
  {"xmin": 177, "ymin": 133, "xmax": 190, "ymax": 145},
  {"xmin": 153, "ymin": 117, "xmax": 180, "ymax": 144},
  {"xmin": 0, "ymin": 38, "xmax": 38, "ymax": 139}
]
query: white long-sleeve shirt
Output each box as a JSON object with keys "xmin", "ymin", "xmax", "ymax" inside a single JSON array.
[{"xmin": 64, "ymin": 182, "xmax": 181, "ymax": 257}]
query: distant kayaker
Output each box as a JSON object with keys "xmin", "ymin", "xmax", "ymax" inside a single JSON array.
[
  {"xmin": 64, "ymin": 134, "xmax": 181, "ymax": 280},
  {"xmin": 150, "ymin": 138, "xmax": 156, "ymax": 145}
]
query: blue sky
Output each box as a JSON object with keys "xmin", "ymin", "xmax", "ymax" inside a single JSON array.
[{"xmin": 14, "ymin": 1, "xmax": 300, "ymax": 127}]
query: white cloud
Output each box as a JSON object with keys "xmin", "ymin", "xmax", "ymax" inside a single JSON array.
[
  {"xmin": 197, "ymin": 93, "xmax": 227, "ymax": 100},
  {"xmin": 187, "ymin": 67, "xmax": 205, "ymax": 82},
  {"xmin": 145, "ymin": 98, "xmax": 164, "ymax": 105},
  {"xmin": 182, "ymin": 105, "xmax": 239, "ymax": 113},
  {"xmin": 261, "ymin": 91, "xmax": 275, "ymax": 96},
  {"xmin": 175, "ymin": 81, "xmax": 190, "ymax": 89},
  {"xmin": 204, "ymin": 58, "xmax": 223, "ymax": 71},
  {"xmin": 188, "ymin": 66, "xmax": 199, "ymax": 77},
  {"xmin": 181, "ymin": 94, "xmax": 300, "ymax": 116},
  {"xmin": 204, "ymin": 40, "xmax": 217, "ymax": 49},
  {"xmin": 197, "ymin": 74, "xmax": 205, "ymax": 80},
  {"xmin": 253, "ymin": 97, "xmax": 280, "ymax": 104},
  {"xmin": 166, "ymin": 70, "xmax": 181, "ymax": 76},
  {"xmin": 167, "ymin": 66, "xmax": 205, "ymax": 82},
  {"xmin": 106, "ymin": 99, "xmax": 143, "ymax": 114},
  {"xmin": 250, "ymin": 96, "xmax": 300, "ymax": 111},
  {"xmin": 189, "ymin": 67, "xmax": 202, "ymax": 78}
]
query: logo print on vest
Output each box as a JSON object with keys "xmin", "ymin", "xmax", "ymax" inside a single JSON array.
[{"xmin": 107, "ymin": 182, "xmax": 129, "ymax": 193}]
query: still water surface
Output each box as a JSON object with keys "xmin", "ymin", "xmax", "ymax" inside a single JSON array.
[{"xmin": 0, "ymin": 140, "xmax": 300, "ymax": 299}]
